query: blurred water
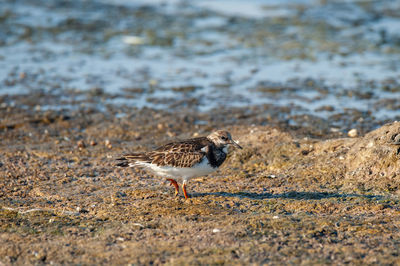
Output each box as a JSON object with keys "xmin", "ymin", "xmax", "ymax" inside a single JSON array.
[{"xmin": 0, "ymin": 0, "xmax": 400, "ymax": 121}]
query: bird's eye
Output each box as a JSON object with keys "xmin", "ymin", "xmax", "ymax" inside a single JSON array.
[{"xmin": 221, "ymin": 136, "xmax": 228, "ymax": 141}]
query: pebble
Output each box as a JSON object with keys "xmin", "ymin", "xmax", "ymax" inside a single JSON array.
[
  {"xmin": 105, "ymin": 139, "xmax": 112, "ymax": 149},
  {"xmin": 77, "ymin": 140, "xmax": 86, "ymax": 149},
  {"xmin": 212, "ymin": 228, "xmax": 220, "ymax": 233},
  {"xmin": 348, "ymin": 129, "xmax": 358, "ymax": 137},
  {"xmin": 167, "ymin": 131, "xmax": 175, "ymax": 137},
  {"xmin": 122, "ymin": 35, "xmax": 145, "ymax": 45},
  {"xmin": 157, "ymin": 123, "xmax": 164, "ymax": 130},
  {"xmin": 132, "ymin": 223, "xmax": 144, "ymax": 228},
  {"xmin": 149, "ymin": 79, "xmax": 158, "ymax": 86}
]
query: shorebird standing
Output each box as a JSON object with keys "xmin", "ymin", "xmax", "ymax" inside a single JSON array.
[{"xmin": 116, "ymin": 130, "xmax": 242, "ymax": 199}]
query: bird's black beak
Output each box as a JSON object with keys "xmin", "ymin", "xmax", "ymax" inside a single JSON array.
[{"xmin": 230, "ymin": 139, "xmax": 242, "ymax": 149}]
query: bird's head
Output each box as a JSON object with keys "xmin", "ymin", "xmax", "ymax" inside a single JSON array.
[{"xmin": 207, "ymin": 130, "xmax": 242, "ymax": 150}]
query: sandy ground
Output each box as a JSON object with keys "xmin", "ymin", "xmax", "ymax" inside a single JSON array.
[
  {"xmin": 1, "ymin": 105, "xmax": 400, "ymax": 265},
  {"xmin": 2, "ymin": 0, "xmax": 400, "ymax": 264}
]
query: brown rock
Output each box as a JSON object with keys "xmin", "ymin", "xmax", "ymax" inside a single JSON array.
[{"xmin": 77, "ymin": 140, "xmax": 86, "ymax": 149}]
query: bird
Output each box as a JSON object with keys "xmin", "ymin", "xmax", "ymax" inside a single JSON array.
[{"xmin": 116, "ymin": 130, "xmax": 242, "ymax": 199}]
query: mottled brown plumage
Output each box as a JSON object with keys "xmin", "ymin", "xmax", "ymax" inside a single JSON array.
[
  {"xmin": 117, "ymin": 137, "xmax": 217, "ymax": 168},
  {"xmin": 116, "ymin": 130, "xmax": 242, "ymax": 199}
]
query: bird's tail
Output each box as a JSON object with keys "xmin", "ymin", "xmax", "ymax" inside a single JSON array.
[
  {"xmin": 116, "ymin": 153, "xmax": 151, "ymax": 167},
  {"xmin": 116, "ymin": 160, "xmax": 130, "ymax": 167}
]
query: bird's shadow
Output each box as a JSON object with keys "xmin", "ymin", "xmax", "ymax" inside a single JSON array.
[{"xmin": 192, "ymin": 191, "xmax": 385, "ymax": 201}]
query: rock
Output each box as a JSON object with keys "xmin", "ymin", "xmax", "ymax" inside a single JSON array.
[
  {"xmin": 348, "ymin": 128, "xmax": 358, "ymax": 137},
  {"xmin": 157, "ymin": 123, "xmax": 164, "ymax": 130},
  {"xmin": 122, "ymin": 35, "xmax": 145, "ymax": 45},
  {"xmin": 77, "ymin": 140, "xmax": 86, "ymax": 149},
  {"xmin": 105, "ymin": 139, "xmax": 112, "ymax": 149}
]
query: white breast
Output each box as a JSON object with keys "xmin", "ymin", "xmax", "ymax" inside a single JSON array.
[{"xmin": 134, "ymin": 158, "xmax": 216, "ymax": 181}]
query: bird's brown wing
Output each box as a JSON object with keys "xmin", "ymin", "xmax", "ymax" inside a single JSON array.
[
  {"xmin": 149, "ymin": 137, "xmax": 213, "ymax": 167},
  {"xmin": 155, "ymin": 137, "xmax": 210, "ymax": 153},
  {"xmin": 117, "ymin": 137, "xmax": 212, "ymax": 168},
  {"xmin": 148, "ymin": 150, "xmax": 205, "ymax": 168}
]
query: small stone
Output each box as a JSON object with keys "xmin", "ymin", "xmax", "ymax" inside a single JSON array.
[
  {"xmin": 88, "ymin": 87, "xmax": 104, "ymax": 96},
  {"xmin": 149, "ymin": 79, "xmax": 158, "ymax": 86},
  {"xmin": 348, "ymin": 129, "xmax": 358, "ymax": 138},
  {"xmin": 77, "ymin": 140, "xmax": 86, "ymax": 149},
  {"xmin": 132, "ymin": 223, "xmax": 144, "ymax": 228},
  {"xmin": 105, "ymin": 139, "xmax": 112, "ymax": 149},
  {"xmin": 90, "ymin": 140, "xmax": 97, "ymax": 146},
  {"xmin": 212, "ymin": 228, "xmax": 220, "ymax": 233},
  {"xmin": 273, "ymin": 216, "xmax": 279, "ymax": 219},
  {"xmin": 122, "ymin": 35, "xmax": 145, "ymax": 45},
  {"xmin": 167, "ymin": 131, "xmax": 176, "ymax": 137}
]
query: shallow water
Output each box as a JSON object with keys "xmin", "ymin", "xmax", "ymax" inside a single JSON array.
[{"xmin": 1, "ymin": 0, "xmax": 400, "ymax": 125}]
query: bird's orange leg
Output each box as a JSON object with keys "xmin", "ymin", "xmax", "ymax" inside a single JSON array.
[
  {"xmin": 182, "ymin": 182, "xmax": 189, "ymax": 199},
  {"xmin": 166, "ymin": 178, "xmax": 179, "ymax": 196}
]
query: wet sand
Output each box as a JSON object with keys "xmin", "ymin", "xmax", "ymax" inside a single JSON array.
[{"xmin": 1, "ymin": 104, "xmax": 400, "ymax": 265}]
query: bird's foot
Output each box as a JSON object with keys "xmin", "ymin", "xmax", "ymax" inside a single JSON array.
[
  {"xmin": 166, "ymin": 178, "xmax": 179, "ymax": 197},
  {"xmin": 182, "ymin": 183, "xmax": 189, "ymax": 200}
]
